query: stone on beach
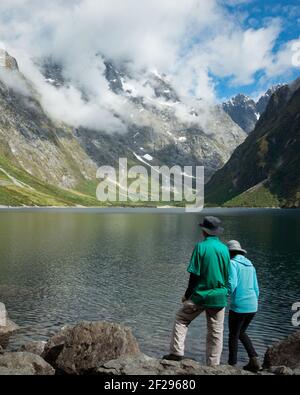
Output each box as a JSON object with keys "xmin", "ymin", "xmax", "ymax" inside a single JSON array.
[
  {"xmin": 43, "ymin": 321, "xmax": 140, "ymax": 375},
  {"xmin": 19, "ymin": 341, "xmax": 47, "ymax": 357},
  {"xmin": 0, "ymin": 352, "xmax": 55, "ymax": 375},
  {"xmin": 267, "ymin": 366, "xmax": 295, "ymax": 376},
  {"xmin": 96, "ymin": 353, "xmax": 254, "ymax": 375},
  {"xmin": 1, "ymin": 316, "xmax": 299, "ymax": 376},
  {"xmin": 263, "ymin": 331, "xmax": 300, "ymax": 370}
]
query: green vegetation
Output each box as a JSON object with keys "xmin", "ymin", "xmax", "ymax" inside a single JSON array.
[
  {"xmin": 223, "ymin": 184, "xmax": 281, "ymax": 208},
  {"xmin": 205, "ymin": 83, "xmax": 300, "ymax": 209},
  {"xmin": 0, "ymin": 155, "xmax": 190, "ymax": 208},
  {"xmin": 0, "ymin": 154, "xmax": 100, "ymax": 207}
]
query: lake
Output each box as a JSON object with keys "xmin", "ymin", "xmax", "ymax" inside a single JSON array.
[{"xmin": 0, "ymin": 208, "xmax": 299, "ymax": 365}]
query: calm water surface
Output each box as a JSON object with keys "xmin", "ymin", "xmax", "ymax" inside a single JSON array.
[{"xmin": 0, "ymin": 208, "xmax": 299, "ymax": 364}]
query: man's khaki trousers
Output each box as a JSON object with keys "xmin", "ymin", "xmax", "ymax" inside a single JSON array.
[{"xmin": 169, "ymin": 300, "xmax": 225, "ymax": 366}]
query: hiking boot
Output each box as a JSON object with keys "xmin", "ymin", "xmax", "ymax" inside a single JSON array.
[
  {"xmin": 243, "ymin": 357, "xmax": 261, "ymax": 373},
  {"xmin": 162, "ymin": 354, "xmax": 184, "ymax": 362}
]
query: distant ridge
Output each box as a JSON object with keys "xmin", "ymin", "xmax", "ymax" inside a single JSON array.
[
  {"xmin": 206, "ymin": 78, "xmax": 300, "ymax": 208},
  {"xmin": 222, "ymin": 85, "xmax": 283, "ymax": 134}
]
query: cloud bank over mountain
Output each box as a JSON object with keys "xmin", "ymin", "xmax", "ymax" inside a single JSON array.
[{"xmin": 0, "ymin": 0, "xmax": 298, "ymax": 132}]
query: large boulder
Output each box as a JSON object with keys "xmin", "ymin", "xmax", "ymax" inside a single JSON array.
[
  {"xmin": 0, "ymin": 352, "xmax": 55, "ymax": 375},
  {"xmin": 264, "ymin": 332, "xmax": 300, "ymax": 370},
  {"xmin": 96, "ymin": 354, "xmax": 254, "ymax": 375},
  {"xmin": 0, "ymin": 303, "xmax": 19, "ymax": 349},
  {"xmin": 42, "ymin": 325, "xmax": 71, "ymax": 368},
  {"xmin": 19, "ymin": 341, "xmax": 47, "ymax": 357},
  {"xmin": 43, "ymin": 321, "xmax": 140, "ymax": 375}
]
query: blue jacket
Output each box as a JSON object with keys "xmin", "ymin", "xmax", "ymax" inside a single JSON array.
[{"xmin": 228, "ymin": 255, "xmax": 259, "ymax": 314}]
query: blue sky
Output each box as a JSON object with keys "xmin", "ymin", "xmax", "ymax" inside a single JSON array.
[{"xmin": 216, "ymin": 0, "xmax": 300, "ymax": 100}]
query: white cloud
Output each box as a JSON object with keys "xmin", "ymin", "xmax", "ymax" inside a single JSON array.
[
  {"xmin": 0, "ymin": 0, "xmax": 297, "ymax": 132},
  {"xmin": 0, "ymin": 68, "xmax": 31, "ymax": 97},
  {"xmin": 268, "ymin": 37, "xmax": 300, "ymax": 75},
  {"xmin": 201, "ymin": 20, "xmax": 282, "ymax": 85}
]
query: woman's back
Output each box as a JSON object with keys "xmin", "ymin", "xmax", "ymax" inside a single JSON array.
[{"xmin": 228, "ymin": 254, "xmax": 259, "ymax": 314}]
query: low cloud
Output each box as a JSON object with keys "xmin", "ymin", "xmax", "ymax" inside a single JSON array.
[{"xmin": 0, "ymin": 68, "xmax": 31, "ymax": 97}]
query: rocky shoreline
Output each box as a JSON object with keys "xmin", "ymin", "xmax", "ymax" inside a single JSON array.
[{"xmin": 0, "ymin": 304, "xmax": 299, "ymax": 376}]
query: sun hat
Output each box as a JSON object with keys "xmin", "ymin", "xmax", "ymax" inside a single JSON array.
[
  {"xmin": 227, "ymin": 240, "xmax": 247, "ymax": 255},
  {"xmin": 199, "ymin": 216, "xmax": 224, "ymax": 236}
]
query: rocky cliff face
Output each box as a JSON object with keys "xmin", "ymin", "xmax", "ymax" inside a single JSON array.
[
  {"xmin": 222, "ymin": 85, "xmax": 282, "ymax": 134},
  {"xmin": 0, "ymin": 55, "xmax": 102, "ymax": 206},
  {"xmin": 0, "ymin": 75, "xmax": 97, "ymax": 190},
  {"xmin": 70, "ymin": 60, "xmax": 247, "ymax": 181},
  {"xmin": 0, "ymin": 54, "xmax": 104, "ymax": 203},
  {"xmin": 0, "ymin": 51, "xmax": 297, "ymax": 207},
  {"xmin": 255, "ymin": 86, "xmax": 282, "ymax": 113},
  {"xmin": 0, "ymin": 50, "xmax": 270, "ymax": 206},
  {"xmin": 0, "ymin": 50, "xmax": 19, "ymax": 71},
  {"xmin": 0, "ymin": 51, "xmax": 249, "ymax": 206},
  {"xmin": 222, "ymin": 94, "xmax": 259, "ymax": 134},
  {"xmin": 206, "ymin": 78, "xmax": 300, "ymax": 208}
]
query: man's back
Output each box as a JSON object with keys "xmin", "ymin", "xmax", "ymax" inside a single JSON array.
[
  {"xmin": 165, "ymin": 216, "xmax": 228, "ymax": 366},
  {"xmin": 187, "ymin": 236, "xmax": 230, "ymax": 308}
]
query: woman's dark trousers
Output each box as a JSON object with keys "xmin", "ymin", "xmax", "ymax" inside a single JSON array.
[{"xmin": 228, "ymin": 310, "xmax": 258, "ymax": 365}]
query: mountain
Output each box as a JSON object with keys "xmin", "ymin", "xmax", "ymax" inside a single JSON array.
[
  {"xmin": 256, "ymin": 86, "xmax": 282, "ymax": 114},
  {"xmin": 72, "ymin": 61, "xmax": 247, "ymax": 181},
  {"xmin": 206, "ymin": 78, "xmax": 300, "ymax": 208},
  {"xmin": 0, "ymin": 55, "xmax": 101, "ymax": 206},
  {"xmin": 222, "ymin": 85, "xmax": 282, "ymax": 134},
  {"xmin": 0, "ymin": 153, "xmax": 99, "ymax": 207},
  {"xmin": 1, "ymin": 50, "xmax": 297, "ymax": 208},
  {"xmin": 38, "ymin": 57, "xmax": 65, "ymax": 87},
  {"xmin": 0, "ymin": 51, "xmax": 248, "ymax": 206},
  {"xmin": 37, "ymin": 57, "xmax": 247, "ymax": 181},
  {"xmin": 222, "ymin": 94, "xmax": 259, "ymax": 134}
]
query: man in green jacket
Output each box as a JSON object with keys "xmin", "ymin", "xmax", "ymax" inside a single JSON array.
[{"xmin": 164, "ymin": 216, "xmax": 230, "ymax": 366}]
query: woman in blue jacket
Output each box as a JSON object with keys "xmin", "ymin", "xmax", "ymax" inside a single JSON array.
[{"xmin": 227, "ymin": 240, "xmax": 261, "ymax": 372}]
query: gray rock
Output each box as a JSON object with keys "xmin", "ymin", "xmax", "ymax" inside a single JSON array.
[
  {"xmin": 96, "ymin": 354, "xmax": 254, "ymax": 376},
  {"xmin": 19, "ymin": 341, "xmax": 47, "ymax": 356},
  {"xmin": 268, "ymin": 366, "xmax": 295, "ymax": 376},
  {"xmin": 222, "ymin": 94, "xmax": 258, "ymax": 134},
  {"xmin": 0, "ymin": 352, "xmax": 55, "ymax": 375},
  {"xmin": 222, "ymin": 85, "xmax": 282, "ymax": 134},
  {"xmin": 0, "ymin": 49, "xmax": 19, "ymax": 71},
  {"xmin": 0, "ymin": 366, "xmax": 35, "ymax": 375},
  {"xmin": 43, "ymin": 321, "xmax": 140, "ymax": 375},
  {"xmin": 42, "ymin": 326, "xmax": 71, "ymax": 368},
  {"xmin": 263, "ymin": 331, "xmax": 300, "ymax": 370},
  {"xmin": 0, "ymin": 304, "xmax": 19, "ymax": 349},
  {"xmin": 256, "ymin": 370, "xmax": 275, "ymax": 376}
]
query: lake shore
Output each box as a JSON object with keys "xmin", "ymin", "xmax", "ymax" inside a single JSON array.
[
  {"xmin": 1, "ymin": 312, "xmax": 299, "ymax": 376},
  {"xmin": 1, "ymin": 209, "xmax": 299, "ymax": 363},
  {"xmin": 0, "ymin": 205, "xmax": 286, "ymax": 213}
]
